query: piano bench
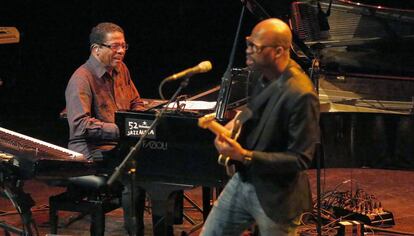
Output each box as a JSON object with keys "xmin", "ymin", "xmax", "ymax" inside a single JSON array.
[{"xmin": 48, "ymin": 175, "xmax": 122, "ymax": 236}]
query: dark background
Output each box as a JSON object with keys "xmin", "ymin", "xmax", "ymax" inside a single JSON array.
[{"xmin": 0, "ymin": 1, "xmax": 286, "ymax": 145}]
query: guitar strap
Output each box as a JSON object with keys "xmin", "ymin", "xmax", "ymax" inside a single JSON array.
[
  {"xmin": 244, "ymin": 61, "xmax": 303, "ymax": 149},
  {"xmin": 241, "ymin": 61, "xmax": 296, "ymax": 123}
]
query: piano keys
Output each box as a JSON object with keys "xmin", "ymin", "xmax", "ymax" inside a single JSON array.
[
  {"xmin": 0, "ymin": 126, "xmax": 93, "ymax": 236},
  {"xmin": 0, "ymin": 126, "xmax": 94, "ymax": 179}
]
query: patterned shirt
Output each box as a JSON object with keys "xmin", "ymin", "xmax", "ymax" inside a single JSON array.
[{"xmin": 65, "ymin": 55, "xmax": 144, "ymax": 159}]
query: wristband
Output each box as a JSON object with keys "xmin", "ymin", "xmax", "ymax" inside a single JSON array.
[{"xmin": 242, "ymin": 150, "xmax": 253, "ymax": 166}]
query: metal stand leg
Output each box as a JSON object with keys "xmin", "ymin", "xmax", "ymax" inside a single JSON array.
[{"xmin": 0, "ymin": 181, "xmax": 37, "ymax": 236}]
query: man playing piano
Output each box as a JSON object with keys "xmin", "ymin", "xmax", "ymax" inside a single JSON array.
[
  {"xmin": 200, "ymin": 18, "xmax": 320, "ymax": 235},
  {"xmin": 65, "ymin": 22, "xmax": 145, "ymax": 235}
]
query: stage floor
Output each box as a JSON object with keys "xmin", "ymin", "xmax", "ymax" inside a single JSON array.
[{"xmin": 1, "ymin": 168, "xmax": 413, "ymax": 235}]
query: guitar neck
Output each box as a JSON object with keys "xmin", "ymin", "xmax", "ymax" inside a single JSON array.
[{"xmin": 198, "ymin": 115, "xmax": 231, "ymax": 137}]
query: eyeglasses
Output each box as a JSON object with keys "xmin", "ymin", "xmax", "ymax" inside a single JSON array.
[
  {"xmin": 245, "ymin": 36, "xmax": 277, "ymax": 54},
  {"xmin": 99, "ymin": 43, "xmax": 129, "ymax": 51}
]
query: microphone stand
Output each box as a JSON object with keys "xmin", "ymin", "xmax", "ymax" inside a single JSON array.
[
  {"xmin": 309, "ymin": 43, "xmax": 324, "ymax": 236},
  {"xmin": 215, "ymin": 5, "xmax": 246, "ymax": 121},
  {"xmin": 107, "ymin": 76, "xmax": 192, "ymax": 186}
]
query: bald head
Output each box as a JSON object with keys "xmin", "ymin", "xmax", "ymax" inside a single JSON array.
[
  {"xmin": 251, "ymin": 18, "xmax": 292, "ymax": 50},
  {"xmin": 245, "ymin": 18, "xmax": 293, "ymax": 77}
]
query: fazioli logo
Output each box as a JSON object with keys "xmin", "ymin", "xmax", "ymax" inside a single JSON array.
[{"xmin": 143, "ymin": 140, "xmax": 168, "ymax": 150}]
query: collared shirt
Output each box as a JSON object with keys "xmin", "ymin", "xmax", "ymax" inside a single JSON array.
[{"xmin": 65, "ymin": 55, "xmax": 144, "ymax": 159}]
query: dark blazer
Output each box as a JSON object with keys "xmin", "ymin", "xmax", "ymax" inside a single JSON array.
[{"xmin": 241, "ymin": 59, "xmax": 320, "ymax": 223}]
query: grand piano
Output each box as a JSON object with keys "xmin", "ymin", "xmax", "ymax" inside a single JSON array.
[{"xmin": 289, "ymin": 0, "xmax": 414, "ymax": 170}]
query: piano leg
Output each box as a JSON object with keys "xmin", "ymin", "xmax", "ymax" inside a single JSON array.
[
  {"xmin": 202, "ymin": 187, "xmax": 211, "ymax": 221},
  {"xmin": 90, "ymin": 204, "xmax": 105, "ymax": 236},
  {"xmin": 49, "ymin": 205, "xmax": 58, "ymax": 234},
  {"xmin": 201, "ymin": 186, "xmax": 224, "ymax": 220},
  {"xmin": 150, "ymin": 194, "xmax": 174, "ymax": 236},
  {"xmin": 139, "ymin": 183, "xmax": 193, "ymax": 236}
]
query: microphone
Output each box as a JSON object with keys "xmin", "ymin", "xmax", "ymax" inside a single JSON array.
[{"xmin": 166, "ymin": 61, "xmax": 212, "ymax": 81}]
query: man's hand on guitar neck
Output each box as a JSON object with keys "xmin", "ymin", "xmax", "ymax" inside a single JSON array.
[
  {"xmin": 198, "ymin": 112, "xmax": 253, "ymax": 166},
  {"xmin": 214, "ymin": 134, "xmax": 252, "ymax": 163}
]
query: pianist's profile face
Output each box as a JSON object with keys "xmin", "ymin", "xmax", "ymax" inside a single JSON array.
[{"xmin": 95, "ymin": 31, "xmax": 127, "ymax": 69}]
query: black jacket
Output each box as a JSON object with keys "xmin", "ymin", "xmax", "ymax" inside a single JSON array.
[{"xmin": 241, "ymin": 59, "xmax": 320, "ymax": 223}]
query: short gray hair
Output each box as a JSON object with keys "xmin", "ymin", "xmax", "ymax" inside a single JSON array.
[{"xmin": 89, "ymin": 22, "xmax": 124, "ymax": 46}]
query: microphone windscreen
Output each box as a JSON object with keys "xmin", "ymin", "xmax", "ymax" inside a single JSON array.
[{"xmin": 198, "ymin": 61, "xmax": 212, "ymax": 72}]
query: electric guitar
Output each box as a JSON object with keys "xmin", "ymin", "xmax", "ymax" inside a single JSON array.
[{"xmin": 198, "ymin": 113, "xmax": 242, "ymax": 176}]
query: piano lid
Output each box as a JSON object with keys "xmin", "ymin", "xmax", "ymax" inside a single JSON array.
[
  {"xmin": 337, "ymin": 0, "xmax": 414, "ymax": 11},
  {"xmin": 290, "ymin": 0, "xmax": 414, "ymax": 78}
]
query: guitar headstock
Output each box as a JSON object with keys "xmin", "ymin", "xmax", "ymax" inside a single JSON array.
[{"xmin": 197, "ymin": 112, "xmax": 216, "ymax": 129}]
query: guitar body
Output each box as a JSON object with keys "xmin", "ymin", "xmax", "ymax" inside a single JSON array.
[{"xmin": 198, "ymin": 113, "xmax": 243, "ymax": 176}]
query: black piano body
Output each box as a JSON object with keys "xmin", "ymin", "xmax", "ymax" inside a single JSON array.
[
  {"xmin": 113, "ymin": 68, "xmax": 251, "ymax": 188},
  {"xmin": 114, "ymin": 109, "xmax": 229, "ymax": 234},
  {"xmin": 319, "ymin": 111, "xmax": 414, "ymax": 170},
  {"xmin": 115, "ymin": 109, "xmax": 228, "ymax": 187}
]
